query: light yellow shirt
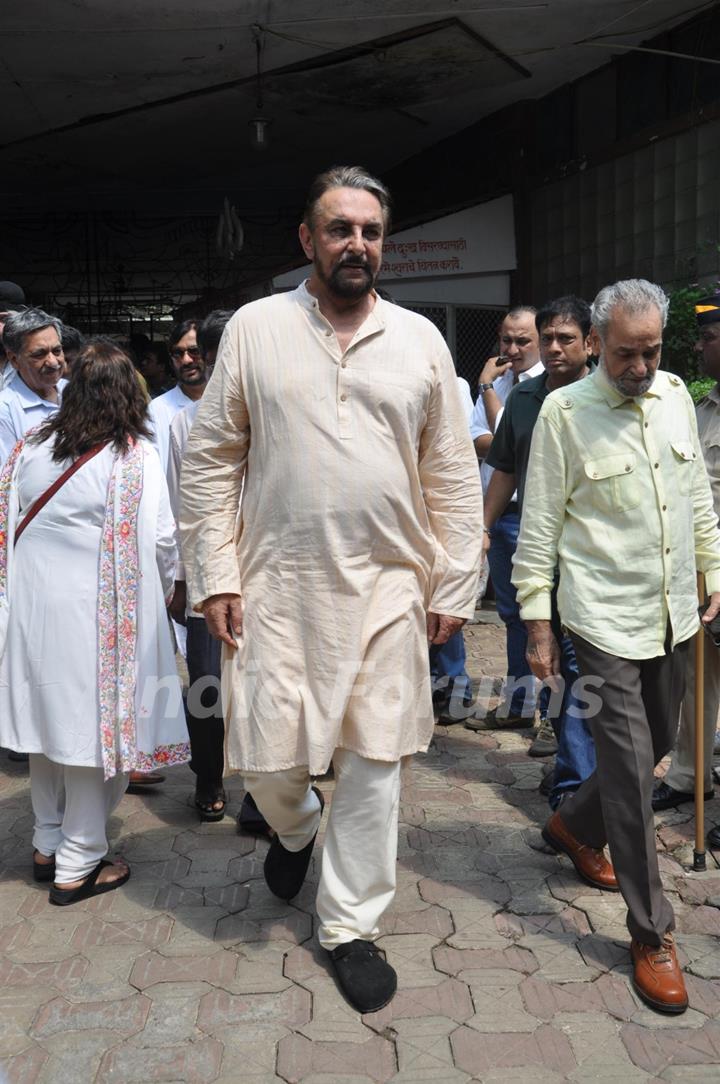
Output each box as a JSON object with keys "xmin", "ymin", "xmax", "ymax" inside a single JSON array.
[{"xmin": 512, "ymin": 366, "xmax": 720, "ymax": 658}]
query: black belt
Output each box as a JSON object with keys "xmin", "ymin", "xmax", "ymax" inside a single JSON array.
[{"xmin": 504, "ymin": 500, "xmax": 519, "ymax": 516}]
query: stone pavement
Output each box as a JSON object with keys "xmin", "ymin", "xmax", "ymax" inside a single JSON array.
[{"xmin": 1, "ymin": 620, "xmax": 720, "ymax": 1083}]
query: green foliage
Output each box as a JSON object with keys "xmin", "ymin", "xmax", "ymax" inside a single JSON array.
[
  {"xmin": 687, "ymin": 377, "xmax": 714, "ymax": 403},
  {"xmin": 663, "ymin": 283, "xmax": 705, "ymax": 381}
]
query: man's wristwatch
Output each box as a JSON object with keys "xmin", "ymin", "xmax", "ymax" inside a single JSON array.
[{"xmin": 479, "ymin": 382, "xmax": 494, "ymax": 393}]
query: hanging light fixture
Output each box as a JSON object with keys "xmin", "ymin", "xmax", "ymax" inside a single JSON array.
[{"xmin": 250, "ymin": 25, "xmax": 272, "ymax": 151}]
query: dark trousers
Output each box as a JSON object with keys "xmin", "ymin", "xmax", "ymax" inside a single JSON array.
[
  {"xmin": 185, "ymin": 615, "xmax": 224, "ymax": 787},
  {"xmin": 560, "ymin": 627, "xmax": 689, "ymax": 946}
]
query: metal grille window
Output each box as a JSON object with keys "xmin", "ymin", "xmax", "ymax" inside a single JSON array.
[
  {"xmin": 455, "ymin": 307, "xmax": 504, "ymax": 389},
  {"xmin": 404, "ymin": 304, "xmax": 448, "ymax": 339},
  {"xmin": 402, "ymin": 303, "xmax": 505, "ymax": 394}
]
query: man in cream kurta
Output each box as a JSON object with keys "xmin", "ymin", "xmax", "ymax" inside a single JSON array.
[{"xmin": 180, "ymin": 166, "xmax": 482, "ymax": 1013}]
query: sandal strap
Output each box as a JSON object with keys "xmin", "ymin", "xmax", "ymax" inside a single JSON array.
[
  {"xmin": 53, "ymin": 857, "xmax": 112, "ymax": 893},
  {"xmin": 195, "ymin": 786, "xmax": 227, "ymax": 808}
]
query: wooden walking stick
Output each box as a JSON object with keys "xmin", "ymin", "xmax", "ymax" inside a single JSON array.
[{"xmin": 694, "ymin": 571, "xmax": 706, "ymax": 872}]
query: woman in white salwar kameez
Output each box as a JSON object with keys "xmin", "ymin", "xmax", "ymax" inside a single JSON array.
[{"xmin": 0, "ymin": 339, "xmax": 189, "ymax": 904}]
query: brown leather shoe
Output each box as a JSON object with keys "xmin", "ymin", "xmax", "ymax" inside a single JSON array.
[
  {"xmin": 631, "ymin": 935, "xmax": 688, "ymax": 1014},
  {"xmin": 127, "ymin": 770, "xmax": 165, "ymax": 788},
  {"xmin": 542, "ymin": 811, "xmax": 619, "ymax": 891}
]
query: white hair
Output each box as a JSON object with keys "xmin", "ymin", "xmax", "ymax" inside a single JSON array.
[
  {"xmin": 591, "ymin": 279, "xmax": 669, "ymax": 340},
  {"xmin": 2, "ymin": 307, "xmax": 63, "ymax": 355}
]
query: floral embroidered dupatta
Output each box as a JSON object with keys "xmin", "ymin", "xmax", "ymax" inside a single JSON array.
[{"xmin": 97, "ymin": 438, "xmax": 145, "ymax": 778}]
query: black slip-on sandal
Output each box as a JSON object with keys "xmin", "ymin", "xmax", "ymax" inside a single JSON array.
[
  {"xmin": 327, "ymin": 939, "xmax": 397, "ymax": 1014},
  {"xmin": 49, "ymin": 858, "xmax": 130, "ymax": 906},
  {"xmin": 264, "ymin": 786, "xmax": 325, "ymax": 900}
]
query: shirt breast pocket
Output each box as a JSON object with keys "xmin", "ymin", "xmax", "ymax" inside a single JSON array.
[
  {"xmin": 584, "ymin": 453, "xmax": 639, "ymax": 514},
  {"xmin": 670, "ymin": 440, "xmax": 696, "ymax": 495}
]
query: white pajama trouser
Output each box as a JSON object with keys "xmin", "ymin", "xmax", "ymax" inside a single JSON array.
[
  {"xmin": 244, "ymin": 748, "xmax": 402, "ymax": 949},
  {"xmin": 29, "ymin": 754, "xmax": 129, "ymax": 884}
]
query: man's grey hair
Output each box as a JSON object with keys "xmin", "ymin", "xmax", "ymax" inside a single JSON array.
[
  {"xmin": 2, "ymin": 307, "xmax": 63, "ymax": 355},
  {"xmin": 303, "ymin": 165, "xmax": 392, "ymax": 231},
  {"xmin": 591, "ymin": 279, "xmax": 669, "ymax": 339}
]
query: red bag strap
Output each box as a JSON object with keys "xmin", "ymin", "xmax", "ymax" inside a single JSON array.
[{"xmin": 14, "ymin": 442, "xmax": 108, "ymax": 545}]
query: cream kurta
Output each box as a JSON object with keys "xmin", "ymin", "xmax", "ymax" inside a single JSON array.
[{"xmin": 180, "ymin": 283, "xmax": 483, "ymax": 774}]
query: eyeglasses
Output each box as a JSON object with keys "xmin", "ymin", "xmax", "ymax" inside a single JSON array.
[{"xmin": 170, "ymin": 346, "xmax": 201, "ymax": 361}]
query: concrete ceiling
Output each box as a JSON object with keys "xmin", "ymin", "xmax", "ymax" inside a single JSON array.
[{"xmin": 0, "ymin": 0, "xmax": 712, "ymax": 297}]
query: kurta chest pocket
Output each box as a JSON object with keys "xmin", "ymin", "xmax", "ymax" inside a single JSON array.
[
  {"xmin": 670, "ymin": 440, "xmax": 696, "ymax": 495},
  {"xmin": 584, "ymin": 453, "xmax": 640, "ymax": 514}
]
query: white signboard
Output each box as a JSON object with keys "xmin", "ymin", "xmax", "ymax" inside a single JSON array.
[{"xmin": 380, "ymin": 195, "xmax": 516, "ymax": 280}]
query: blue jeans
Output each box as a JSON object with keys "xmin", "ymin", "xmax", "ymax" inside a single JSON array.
[
  {"xmin": 546, "ymin": 590, "xmax": 596, "ymax": 808},
  {"xmin": 430, "ymin": 631, "xmax": 471, "ymax": 707},
  {"xmin": 487, "ymin": 511, "xmax": 535, "ymax": 715}
]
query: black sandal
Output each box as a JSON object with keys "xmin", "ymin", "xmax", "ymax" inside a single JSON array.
[
  {"xmin": 49, "ymin": 858, "xmax": 130, "ymax": 906},
  {"xmin": 327, "ymin": 939, "xmax": 398, "ymax": 1014},
  {"xmin": 33, "ymin": 851, "xmax": 56, "ymax": 883},
  {"xmin": 194, "ymin": 783, "xmax": 227, "ymax": 822}
]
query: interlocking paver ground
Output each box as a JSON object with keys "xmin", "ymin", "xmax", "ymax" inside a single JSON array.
[{"xmin": 1, "ymin": 617, "xmax": 720, "ymax": 1082}]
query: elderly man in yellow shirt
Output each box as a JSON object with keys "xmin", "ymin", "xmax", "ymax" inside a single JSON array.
[{"xmin": 512, "ymin": 278, "xmax": 720, "ymax": 1016}]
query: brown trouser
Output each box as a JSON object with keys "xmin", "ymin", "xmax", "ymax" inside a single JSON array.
[{"xmin": 559, "ymin": 627, "xmax": 690, "ymax": 946}]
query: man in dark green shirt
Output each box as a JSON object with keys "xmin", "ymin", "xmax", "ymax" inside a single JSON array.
[{"xmin": 482, "ymin": 296, "xmax": 596, "ymax": 809}]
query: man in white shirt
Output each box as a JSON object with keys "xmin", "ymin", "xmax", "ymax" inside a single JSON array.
[
  {"xmin": 0, "ymin": 308, "xmax": 68, "ymax": 466},
  {"xmin": 466, "ymin": 307, "xmax": 544, "ymax": 729},
  {"xmin": 165, "ymin": 310, "xmax": 266, "ymax": 829},
  {"xmin": 146, "ymin": 318, "xmax": 208, "ymax": 667},
  {"xmin": 148, "ymin": 320, "xmax": 207, "ymax": 470}
]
